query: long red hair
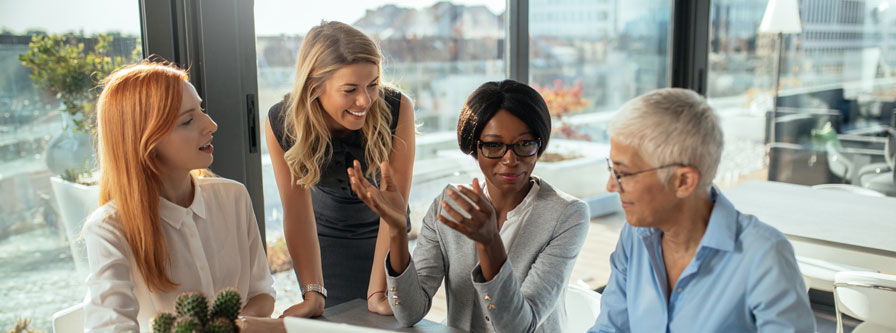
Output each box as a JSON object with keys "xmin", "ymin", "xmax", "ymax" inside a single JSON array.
[{"xmin": 96, "ymin": 61, "xmax": 190, "ymax": 292}]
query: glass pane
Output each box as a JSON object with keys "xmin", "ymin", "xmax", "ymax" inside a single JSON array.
[
  {"xmin": 528, "ymin": 0, "xmax": 672, "ymax": 200},
  {"xmin": 254, "ymin": 0, "xmax": 505, "ymax": 318},
  {"xmin": 0, "ymin": 1, "xmax": 143, "ymax": 330},
  {"xmin": 707, "ymin": 0, "xmax": 895, "ymax": 191}
]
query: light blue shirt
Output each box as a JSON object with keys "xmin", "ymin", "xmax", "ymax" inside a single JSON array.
[{"xmin": 589, "ymin": 188, "xmax": 815, "ymax": 333}]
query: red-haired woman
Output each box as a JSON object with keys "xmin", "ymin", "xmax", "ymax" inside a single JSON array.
[{"xmin": 83, "ymin": 61, "xmax": 275, "ymax": 331}]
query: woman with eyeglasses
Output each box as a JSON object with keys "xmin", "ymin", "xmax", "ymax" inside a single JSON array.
[
  {"xmin": 347, "ymin": 80, "xmax": 590, "ymax": 332},
  {"xmin": 589, "ymin": 88, "xmax": 813, "ymax": 332}
]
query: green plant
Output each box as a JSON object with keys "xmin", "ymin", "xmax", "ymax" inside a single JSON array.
[
  {"xmin": 210, "ymin": 288, "xmax": 241, "ymax": 322},
  {"xmin": 18, "ymin": 33, "xmax": 139, "ymax": 134},
  {"xmin": 155, "ymin": 290, "xmax": 242, "ymax": 333},
  {"xmin": 153, "ymin": 313, "xmax": 177, "ymax": 333},
  {"xmin": 175, "ymin": 292, "xmax": 210, "ymax": 326}
]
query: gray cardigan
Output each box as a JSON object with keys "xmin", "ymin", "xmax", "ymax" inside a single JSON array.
[{"xmin": 385, "ymin": 178, "xmax": 590, "ymax": 332}]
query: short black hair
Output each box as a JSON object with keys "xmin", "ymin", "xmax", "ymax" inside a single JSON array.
[{"xmin": 457, "ymin": 80, "xmax": 552, "ymax": 158}]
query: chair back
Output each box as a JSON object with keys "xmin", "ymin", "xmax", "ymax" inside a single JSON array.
[
  {"xmin": 834, "ymin": 271, "xmax": 896, "ymax": 331},
  {"xmin": 825, "ymin": 141, "xmax": 853, "ymax": 182},
  {"xmin": 52, "ymin": 303, "xmax": 84, "ymax": 333},
  {"xmin": 565, "ymin": 284, "xmax": 601, "ymax": 333}
]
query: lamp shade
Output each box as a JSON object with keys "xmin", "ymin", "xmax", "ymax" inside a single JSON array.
[{"xmin": 759, "ymin": 0, "xmax": 803, "ymax": 34}]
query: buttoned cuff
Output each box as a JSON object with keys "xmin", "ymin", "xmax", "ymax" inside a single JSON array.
[
  {"xmin": 384, "ymin": 250, "xmax": 417, "ymax": 307},
  {"xmin": 470, "ymin": 259, "xmax": 514, "ymax": 313}
]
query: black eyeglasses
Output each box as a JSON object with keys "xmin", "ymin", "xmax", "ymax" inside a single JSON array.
[
  {"xmin": 606, "ymin": 158, "xmax": 688, "ymax": 193},
  {"xmin": 477, "ymin": 139, "xmax": 541, "ymax": 159}
]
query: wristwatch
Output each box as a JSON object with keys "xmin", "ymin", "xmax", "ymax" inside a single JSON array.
[{"xmin": 301, "ymin": 283, "xmax": 328, "ymax": 298}]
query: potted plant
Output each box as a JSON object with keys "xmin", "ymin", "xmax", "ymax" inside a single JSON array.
[
  {"xmin": 533, "ymin": 79, "xmax": 618, "ymax": 216},
  {"xmin": 18, "ymin": 33, "xmax": 138, "ymax": 274}
]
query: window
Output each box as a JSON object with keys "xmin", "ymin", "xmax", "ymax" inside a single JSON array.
[
  {"xmin": 528, "ymin": 0, "xmax": 671, "ymax": 200},
  {"xmin": 0, "ymin": 1, "xmax": 143, "ymax": 329},
  {"xmin": 708, "ymin": 0, "xmax": 895, "ymax": 189}
]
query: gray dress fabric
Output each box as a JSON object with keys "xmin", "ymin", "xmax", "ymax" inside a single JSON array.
[
  {"xmin": 385, "ymin": 178, "xmax": 590, "ymax": 332},
  {"xmin": 268, "ymin": 88, "xmax": 409, "ymax": 306}
]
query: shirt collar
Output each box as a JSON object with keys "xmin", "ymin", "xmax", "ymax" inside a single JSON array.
[
  {"xmin": 696, "ymin": 186, "xmax": 737, "ymax": 252},
  {"xmin": 159, "ymin": 176, "xmax": 207, "ymax": 229},
  {"xmin": 635, "ymin": 186, "xmax": 738, "ymax": 252}
]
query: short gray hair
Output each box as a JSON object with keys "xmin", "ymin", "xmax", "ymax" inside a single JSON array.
[{"xmin": 608, "ymin": 88, "xmax": 723, "ymax": 191}]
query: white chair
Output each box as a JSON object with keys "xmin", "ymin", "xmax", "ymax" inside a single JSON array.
[
  {"xmin": 52, "ymin": 302, "xmax": 84, "ymax": 333},
  {"xmin": 833, "ymin": 271, "xmax": 896, "ymax": 333},
  {"xmin": 565, "ymin": 284, "xmax": 601, "ymax": 333},
  {"xmin": 796, "ymin": 256, "xmax": 873, "ymax": 292},
  {"xmin": 811, "ymin": 184, "xmax": 885, "ymax": 197}
]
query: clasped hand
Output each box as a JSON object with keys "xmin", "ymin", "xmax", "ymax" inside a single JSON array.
[{"xmin": 436, "ymin": 178, "xmax": 500, "ymax": 245}]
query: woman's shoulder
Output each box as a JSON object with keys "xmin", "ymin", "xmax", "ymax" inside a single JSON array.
[
  {"xmin": 383, "ymin": 87, "xmax": 404, "ymax": 127},
  {"xmin": 83, "ymin": 202, "xmax": 125, "ymax": 239},
  {"xmin": 197, "ymin": 176, "xmax": 250, "ymax": 200},
  {"xmin": 267, "ymin": 94, "xmax": 289, "ymax": 119}
]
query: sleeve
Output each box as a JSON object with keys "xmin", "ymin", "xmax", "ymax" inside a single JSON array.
[
  {"xmin": 747, "ymin": 236, "xmax": 816, "ymax": 333},
  {"xmin": 83, "ymin": 213, "xmax": 141, "ymax": 332},
  {"xmin": 242, "ymin": 187, "xmax": 276, "ymax": 301},
  {"xmin": 589, "ymin": 224, "xmax": 633, "ymax": 333},
  {"xmin": 470, "ymin": 200, "xmax": 590, "ymax": 333},
  {"xmin": 385, "ymin": 193, "xmax": 447, "ymax": 327}
]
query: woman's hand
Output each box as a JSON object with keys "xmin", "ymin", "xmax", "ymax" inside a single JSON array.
[
  {"xmin": 278, "ymin": 292, "xmax": 324, "ymax": 318},
  {"xmin": 348, "ymin": 160, "xmax": 407, "ymax": 231},
  {"xmin": 437, "ymin": 178, "xmax": 500, "ymax": 245},
  {"xmin": 366, "ymin": 292, "xmax": 395, "ymax": 315}
]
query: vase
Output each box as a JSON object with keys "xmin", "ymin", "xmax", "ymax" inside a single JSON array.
[{"xmin": 44, "ymin": 113, "xmax": 96, "ymax": 177}]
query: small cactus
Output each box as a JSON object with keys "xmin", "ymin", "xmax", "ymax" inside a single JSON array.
[
  {"xmin": 204, "ymin": 317, "xmax": 236, "ymax": 333},
  {"xmin": 152, "ymin": 313, "xmax": 176, "ymax": 333},
  {"xmin": 175, "ymin": 292, "xmax": 209, "ymax": 326},
  {"xmin": 173, "ymin": 317, "xmax": 200, "ymax": 333},
  {"xmin": 154, "ymin": 289, "xmax": 242, "ymax": 333},
  {"xmin": 210, "ymin": 288, "xmax": 242, "ymax": 322}
]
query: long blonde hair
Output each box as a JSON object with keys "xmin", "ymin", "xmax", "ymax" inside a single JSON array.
[
  {"xmin": 96, "ymin": 61, "xmax": 196, "ymax": 292},
  {"xmin": 283, "ymin": 21, "xmax": 393, "ymax": 187}
]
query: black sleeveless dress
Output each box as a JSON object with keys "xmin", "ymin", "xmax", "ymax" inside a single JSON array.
[{"xmin": 268, "ymin": 88, "xmax": 410, "ymax": 306}]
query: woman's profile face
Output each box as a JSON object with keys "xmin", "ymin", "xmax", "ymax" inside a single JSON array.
[
  {"xmin": 317, "ymin": 62, "xmax": 380, "ymax": 133},
  {"xmin": 155, "ymin": 81, "xmax": 217, "ymax": 176},
  {"xmin": 476, "ymin": 109, "xmax": 539, "ymax": 195}
]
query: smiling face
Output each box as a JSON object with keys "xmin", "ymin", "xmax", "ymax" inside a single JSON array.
[
  {"xmin": 155, "ymin": 81, "xmax": 217, "ymax": 177},
  {"xmin": 606, "ymin": 138, "xmax": 679, "ymax": 228},
  {"xmin": 476, "ymin": 109, "xmax": 539, "ymax": 195},
  {"xmin": 317, "ymin": 62, "xmax": 380, "ymax": 132}
]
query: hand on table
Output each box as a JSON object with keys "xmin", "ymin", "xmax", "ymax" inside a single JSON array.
[
  {"xmin": 366, "ymin": 292, "xmax": 395, "ymax": 315},
  {"xmin": 278, "ymin": 292, "xmax": 324, "ymax": 318}
]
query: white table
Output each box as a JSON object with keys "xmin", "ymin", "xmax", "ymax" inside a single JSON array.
[
  {"xmin": 725, "ymin": 181, "xmax": 896, "ymax": 279},
  {"xmin": 725, "ymin": 181, "xmax": 896, "ymax": 255}
]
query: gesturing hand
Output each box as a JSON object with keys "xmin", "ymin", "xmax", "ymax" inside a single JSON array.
[
  {"xmin": 347, "ymin": 160, "xmax": 407, "ymax": 231},
  {"xmin": 437, "ymin": 178, "xmax": 500, "ymax": 245}
]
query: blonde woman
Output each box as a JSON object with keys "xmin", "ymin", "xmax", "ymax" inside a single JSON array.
[
  {"xmin": 84, "ymin": 62, "xmax": 275, "ymax": 331},
  {"xmin": 265, "ymin": 21, "xmax": 415, "ymax": 316}
]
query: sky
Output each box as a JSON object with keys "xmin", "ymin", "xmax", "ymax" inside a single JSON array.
[{"xmin": 0, "ymin": 0, "xmax": 505, "ymax": 36}]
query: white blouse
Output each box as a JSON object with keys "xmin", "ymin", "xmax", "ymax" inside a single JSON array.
[
  {"xmin": 483, "ymin": 178, "xmax": 541, "ymax": 251},
  {"xmin": 83, "ymin": 176, "xmax": 275, "ymax": 332}
]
